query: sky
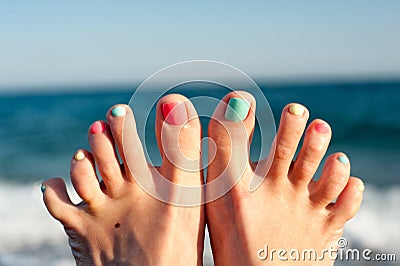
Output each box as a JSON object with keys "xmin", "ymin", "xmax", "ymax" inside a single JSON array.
[{"xmin": 1, "ymin": 1, "xmax": 400, "ymax": 90}]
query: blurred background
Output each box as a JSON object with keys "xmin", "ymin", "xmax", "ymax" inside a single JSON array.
[{"xmin": 0, "ymin": 1, "xmax": 399, "ymax": 265}]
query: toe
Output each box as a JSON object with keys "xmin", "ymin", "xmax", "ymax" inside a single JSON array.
[
  {"xmin": 155, "ymin": 94, "xmax": 202, "ymax": 184},
  {"xmin": 309, "ymin": 153, "xmax": 351, "ymax": 207},
  {"xmin": 42, "ymin": 177, "xmax": 81, "ymax": 227},
  {"xmin": 88, "ymin": 121, "xmax": 123, "ymax": 195},
  {"xmin": 107, "ymin": 104, "xmax": 149, "ymax": 181},
  {"xmin": 290, "ymin": 119, "xmax": 331, "ymax": 187},
  {"xmin": 70, "ymin": 149, "xmax": 104, "ymax": 205},
  {"xmin": 328, "ymin": 177, "xmax": 364, "ymax": 225},
  {"xmin": 207, "ymin": 91, "xmax": 255, "ymax": 183},
  {"xmin": 267, "ymin": 103, "xmax": 309, "ymax": 180}
]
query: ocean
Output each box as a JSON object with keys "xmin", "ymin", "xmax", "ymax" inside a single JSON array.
[{"xmin": 0, "ymin": 80, "xmax": 399, "ymax": 265}]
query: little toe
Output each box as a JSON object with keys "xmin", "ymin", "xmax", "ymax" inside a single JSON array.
[
  {"xmin": 290, "ymin": 119, "xmax": 331, "ymax": 187},
  {"xmin": 310, "ymin": 153, "xmax": 351, "ymax": 207},
  {"xmin": 42, "ymin": 177, "xmax": 81, "ymax": 227},
  {"xmin": 107, "ymin": 104, "xmax": 149, "ymax": 181},
  {"xmin": 88, "ymin": 121, "xmax": 123, "ymax": 195},
  {"xmin": 207, "ymin": 91, "xmax": 256, "ymax": 183},
  {"xmin": 155, "ymin": 94, "xmax": 202, "ymax": 184},
  {"xmin": 328, "ymin": 177, "xmax": 364, "ymax": 225},
  {"xmin": 70, "ymin": 149, "xmax": 104, "ymax": 205},
  {"xmin": 268, "ymin": 103, "xmax": 309, "ymax": 180}
]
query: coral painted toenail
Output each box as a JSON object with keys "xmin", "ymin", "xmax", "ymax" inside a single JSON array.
[
  {"xmin": 41, "ymin": 184, "xmax": 46, "ymax": 193},
  {"xmin": 90, "ymin": 121, "xmax": 106, "ymax": 134},
  {"xmin": 315, "ymin": 122, "xmax": 330, "ymax": 134},
  {"xmin": 224, "ymin": 98, "xmax": 250, "ymax": 122},
  {"xmin": 338, "ymin": 155, "xmax": 349, "ymax": 165},
  {"xmin": 289, "ymin": 104, "xmax": 305, "ymax": 116},
  {"xmin": 74, "ymin": 151, "xmax": 85, "ymax": 161},
  {"xmin": 358, "ymin": 183, "xmax": 365, "ymax": 192},
  {"xmin": 162, "ymin": 102, "xmax": 187, "ymax": 125},
  {"xmin": 111, "ymin": 106, "xmax": 126, "ymax": 117}
]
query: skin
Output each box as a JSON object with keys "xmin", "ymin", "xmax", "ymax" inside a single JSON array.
[
  {"xmin": 206, "ymin": 91, "xmax": 364, "ymax": 265},
  {"xmin": 43, "ymin": 94, "xmax": 205, "ymax": 265},
  {"xmin": 42, "ymin": 91, "xmax": 363, "ymax": 265}
]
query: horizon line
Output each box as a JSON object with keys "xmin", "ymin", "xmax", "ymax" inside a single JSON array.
[{"xmin": 1, "ymin": 74, "xmax": 399, "ymax": 95}]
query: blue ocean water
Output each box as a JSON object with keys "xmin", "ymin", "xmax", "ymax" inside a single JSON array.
[
  {"xmin": 0, "ymin": 80, "xmax": 399, "ymax": 265},
  {"xmin": 0, "ymin": 81, "xmax": 399, "ymax": 186}
]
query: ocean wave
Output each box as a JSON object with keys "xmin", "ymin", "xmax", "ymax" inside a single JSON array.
[
  {"xmin": 0, "ymin": 182, "xmax": 398, "ymax": 265},
  {"xmin": 344, "ymin": 185, "xmax": 400, "ymax": 254},
  {"xmin": 0, "ymin": 181, "xmax": 214, "ymax": 265}
]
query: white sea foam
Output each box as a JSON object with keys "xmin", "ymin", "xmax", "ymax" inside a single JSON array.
[
  {"xmin": 344, "ymin": 185, "xmax": 400, "ymax": 253},
  {"xmin": 0, "ymin": 181, "xmax": 398, "ymax": 265}
]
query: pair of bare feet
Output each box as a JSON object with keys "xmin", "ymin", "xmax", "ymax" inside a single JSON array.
[{"xmin": 42, "ymin": 91, "xmax": 364, "ymax": 265}]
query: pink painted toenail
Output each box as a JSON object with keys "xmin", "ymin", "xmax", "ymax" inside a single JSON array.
[
  {"xmin": 315, "ymin": 122, "xmax": 330, "ymax": 134},
  {"xmin": 162, "ymin": 102, "xmax": 187, "ymax": 125},
  {"xmin": 90, "ymin": 121, "xmax": 106, "ymax": 134}
]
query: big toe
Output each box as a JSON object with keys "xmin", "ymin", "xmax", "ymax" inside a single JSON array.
[
  {"xmin": 155, "ymin": 94, "xmax": 202, "ymax": 185},
  {"xmin": 207, "ymin": 91, "xmax": 256, "ymax": 185}
]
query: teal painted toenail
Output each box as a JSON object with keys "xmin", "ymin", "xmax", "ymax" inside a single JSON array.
[
  {"xmin": 41, "ymin": 184, "xmax": 46, "ymax": 193},
  {"xmin": 112, "ymin": 106, "xmax": 126, "ymax": 117},
  {"xmin": 338, "ymin": 155, "xmax": 349, "ymax": 165},
  {"xmin": 224, "ymin": 98, "xmax": 250, "ymax": 122}
]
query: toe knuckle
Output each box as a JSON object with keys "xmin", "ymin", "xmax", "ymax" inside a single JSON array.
[
  {"xmin": 101, "ymin": 161, "xmax": 118, "ymax": 177},
  {"xmin": 297, "ymin": 160, "xmax": 317, "ymax": 178},
  {"xmin": 327, "ymin": 175, "xmax": 347, "ymax": 193},
  {"xmin": 306, "ymin": 142, "xmax": 325, "ymax": 154},
  {"xmin": 275, "ymin": 142, "xmax": 294, "ymax": 161}
]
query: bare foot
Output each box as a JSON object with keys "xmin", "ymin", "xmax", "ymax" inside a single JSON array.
[
  {"xmin": 206, "ymin": 91, "xmax": 364, "ymax": 265},
  {"xmin": 42, "ymin": 94, "xmax": 205, "ymax": 265}
]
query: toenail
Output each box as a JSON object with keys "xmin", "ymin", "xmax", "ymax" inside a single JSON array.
[
  {"xmin": 74, "ymin": 151, "xmax": 85, "ymax": 161},
  {"xmin": 90, "ymin": 121, "xmax": 106, "ymax": 134},
  {"xmin": 315, "ymin": 122, "xmax": 330, "ymax": 134},
  {"xmin": 41, "ymin": 184, "xmax": 46, "ymax": 193},
  {"xmin": 289, "ymin": 104, "xmax": 305, "ymax": 116},
  {"xmin": 224, "ymin": 98, "xmax": 250, "ymax": 122},
  {"xmin": 111, "ymin": 106, "xmax": 126, "ymax": 117},
  {"xmin": 162, "ymin": 102, "xmax": 187, "ymax": 125},
  {"xmin": 357, "ymin": 183, "xmax": 365, "ymax": 192},
  {"xmin": 337, "ymin": 155, "xmax": 349, "ymax": 165}
]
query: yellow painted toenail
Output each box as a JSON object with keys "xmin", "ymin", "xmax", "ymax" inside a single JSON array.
[
  {"xmin": 357, "ymin": 183, "xmax": 365, "ymax": 192},
  {"xmin": 74, "ymin": 151, "xmax": 85, "ymax": 161},
  {"xmin": 289, "ymin": 104, "xmax": 305, "ymax": 116}
]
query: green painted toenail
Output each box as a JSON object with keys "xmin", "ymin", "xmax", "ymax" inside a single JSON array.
[
  {"xmin": 112, "ymin": 106, "xmax": 126, "ymax": 117},
  {"xmin": 41, "ymin": 184, "xmax": 46, "ymax": 193},
  {"xmin": 338, "ymin": 155, "xmax": 349, "ymax": 165},
  {"xmin": 224, "ymin": 98, "xmax": 250, "ymax": 122}
]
